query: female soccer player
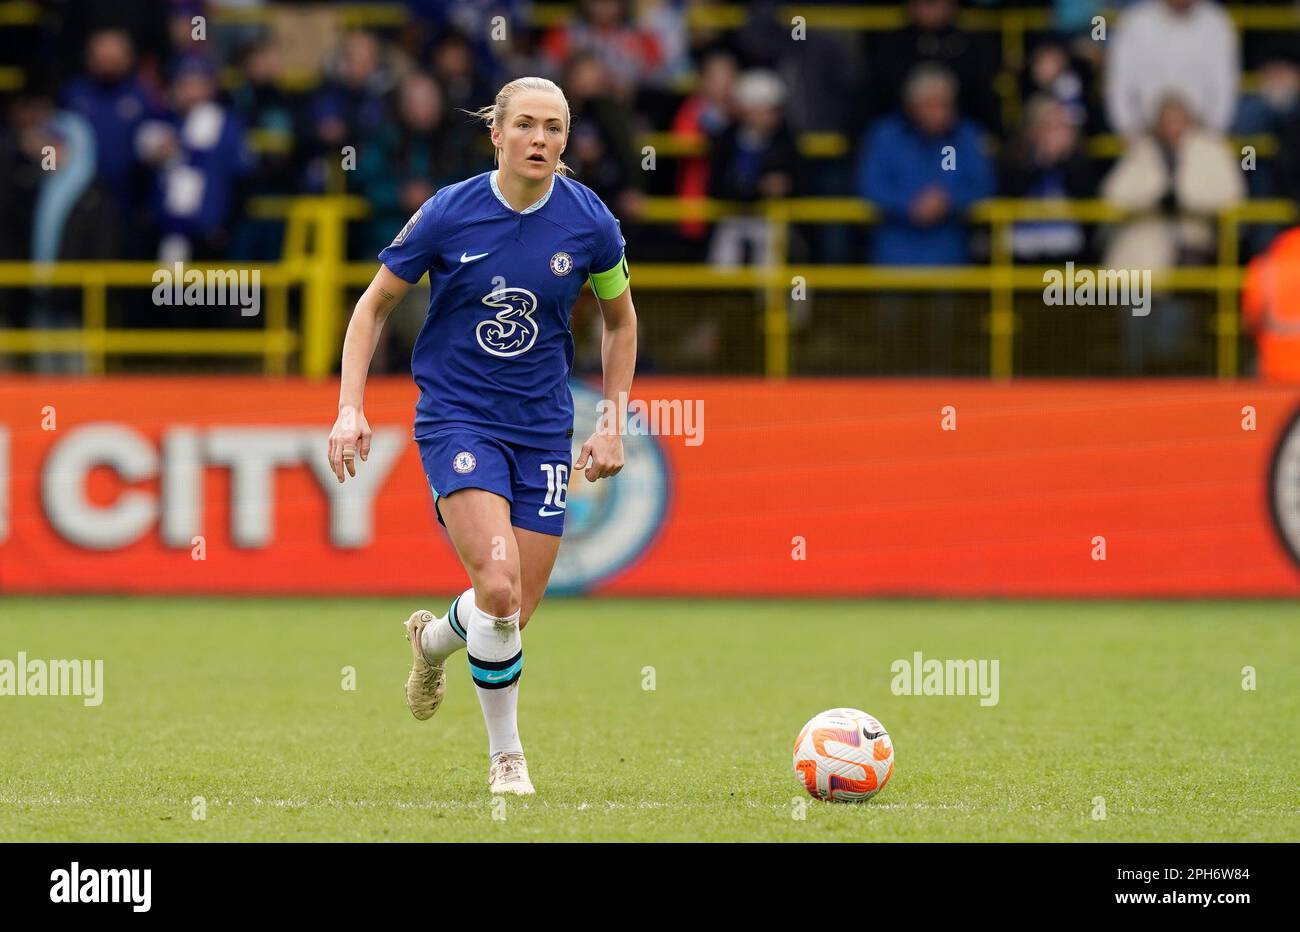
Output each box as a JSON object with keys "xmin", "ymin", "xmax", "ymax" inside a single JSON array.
[{"xmin": 326, "ymin": 76, "xmax": 636, "ymax": 795}]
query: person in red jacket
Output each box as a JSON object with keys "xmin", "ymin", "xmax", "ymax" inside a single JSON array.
[{"xmin": 671, "ymin": 51, "xmax": 737, "ymax": 241}]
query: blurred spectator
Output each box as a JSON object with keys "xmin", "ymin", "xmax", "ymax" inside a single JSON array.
[
  {"xmin": 672, "ymin": 49, "xmax": 737, "ymax": 240},
  {"xmin": 541, "ymin": 0, "xmax": 664, "ymax": 102},
  {"xmin": 864, "ymin": 0, "xmax": 1001, "ymax": 135},
  {"xmin": 228, "ymin": 40, "xmax": 305, "ymax": 259},
  {"xmin": 728, "ymin": 0, "xmax": 863, "ymax": 136},
  {"xmin": 138, "ymin": 56, "xmax": 251, "ymax": 262},
  {"xmin": 1000, "ymin": 95, "xmax": 1097, "ymax": 262},
  {"xmin": 353, "ymin": 73, "xmax": 486, "ymax": 258},
  {"xmin": 165, "ymin": 1, "xmax": 210, "ymax": 63},
  {"xmin": 1102, "ymin": 96, "xmax": 1245, "ymax": 372},
  {"xmin": 58, "ymin": 28, "xmax": 159, "ymax": 229},
  {"xmin": 1052, "ymin": 0, "xmax": 1104, "ymax": 35},
  {"xmin": 428, "ymin": 30, "xmax": 496, "ymax": 118},
  {"xmin": 1020, "ymin": 36, "xmax": 1099, "ymax": 134},
  {"xmin": 707, "ymin": 69, "xmax": 799, "ymax": 267},
  {"xmin": 48, "ymin": 0, "xmax": 170, "ymax": 88},
  {"xmin": 707, "ymin": 70, "xmax": 797, "ymax": 202},
  {"xmin": 564, "ymin": 52, "xmax": 643, "ymax": 218},
  {"xmin": 857, "ymin": 64, "xmax": 994, "ymax": 265},
  {"xmin": 1101, "ymin": 95, "xmax": 1244, "ymax": 270},
  {"xmin": 307, "ymin": 31, "xmax": 394, "ymax": 191},
  {"xmin": 1231, "ymin": 39, "xmax": 1300, "ymax": 254},
  {"xmin": 1243, "ymin": 226, "xmax": 1300, "ymax": 382},
  {"xmin": 407, "ymin": 0, "xmax": 530, "ymax": 82},
  {"xmin": 1232, "ymin": 40, "xmax": 1300, "ymax": 137},
  {"xmin": 725, "ymin": 0, "xmax": 861, "ymax": 265},
  {"xmin": 1274, "ymin": 113, "xmax": 1300, "ymax": 208},
  {"xmin": 635, "ymin": 0, "xmax": 693, "ymax": 91},
  {"xmin": 1270, "ymin": 28, "xmax": 1300, "ymax": 211},
  {"xmin": 0, "ymin": 93, "xmax": 118, "ymax": 371},
  {"xmin": 1106, "ymin": 0, "xmax": 1238, "ymax": 138},
  {"xmin": 229, "ymin": 40, "xmax": 301, "ymax": 178}
]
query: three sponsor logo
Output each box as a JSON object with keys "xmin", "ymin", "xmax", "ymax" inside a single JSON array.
[
  {"xmin": 476, "ymin": 288, "xmax": 539, "ymax": 358},
  {"xmin": 467, "ymin": 252, "xmax": 585, "ymax": 357}
]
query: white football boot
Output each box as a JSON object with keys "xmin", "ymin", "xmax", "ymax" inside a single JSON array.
[
  {"xmin": 488, "ymin": 752, "xmax": 535, "ymax": 795},
  {"xmin": 403, "ymin": 610, "xmax": 446, "ymax": 721}
]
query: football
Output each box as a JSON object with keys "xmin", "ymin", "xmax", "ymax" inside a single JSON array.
[{"xmin": 793, "ymin": 708, "xmax": 894, "ymax": 802}]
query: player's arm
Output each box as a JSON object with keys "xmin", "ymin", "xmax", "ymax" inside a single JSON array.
[
  {"xmin": 328, "ymin": 264, "xmax": 411, "ymax": 483},
  {"xmin": 576, "ymin": 264, "xmax": 637, "ymax": 482}
]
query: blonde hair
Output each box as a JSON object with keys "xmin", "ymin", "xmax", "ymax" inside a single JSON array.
[{"xmin": 469, "ymin": 76, "xmax": 573, "ymax": 176}]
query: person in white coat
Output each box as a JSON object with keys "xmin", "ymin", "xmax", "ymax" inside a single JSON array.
[
  {"xmin": 1100, "ymin": 94, "xmax": 1245, "ymax": 370},
  {"xmin": 1101, "ymin": 94, "xmax": 1245, "ymax": 271}
]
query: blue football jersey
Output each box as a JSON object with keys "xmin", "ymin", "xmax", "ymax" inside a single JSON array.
[{"xmin": 379, "ymin": 170, "xmax": 627, "ymax": 449}]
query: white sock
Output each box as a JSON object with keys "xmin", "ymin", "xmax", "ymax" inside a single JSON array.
[
  {"xmin": 466, "ymin": 602, "xmax": 523, "ymax": 759},
  {"xmin": 419, "ymin": 588, "xmax": 473, "ymax": 662}
]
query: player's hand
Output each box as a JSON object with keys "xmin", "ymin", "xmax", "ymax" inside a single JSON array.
[
  {"xmin": 328, "ymin": 405, "xmax": 372, "ymax": 483},
  {"xmin": 574, "ymin": 432, "xmax": 624, "ymax": 482}
]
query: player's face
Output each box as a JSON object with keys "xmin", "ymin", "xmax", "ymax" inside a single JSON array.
[{"xmin": 495, "ymin": 90, "xmax": 568, "ymax": 182}]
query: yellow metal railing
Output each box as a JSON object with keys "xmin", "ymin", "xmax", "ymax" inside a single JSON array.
[
  {"xmin": 629, "ymin": 196, "xmax": 1297, "ymax": 379},
  {"xmin": 0, "ymin": 262, "xmax": 300, "ymax": 376},
  {"xmin": 0, "ymin": 196, "xmax": 1294, "ymax": 379},
  {"xmin": 0, "ymin": 196, "xmax": 367, "ymax": 376}
]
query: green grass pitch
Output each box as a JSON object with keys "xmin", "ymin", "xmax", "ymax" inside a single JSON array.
[{"xmin": 0, "ymin": 597, "xmax": 1296, "ymax": 842}]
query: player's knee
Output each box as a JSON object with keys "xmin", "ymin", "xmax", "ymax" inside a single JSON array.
[{"xmin": 474, "ymin": 575, "xmax": 520, "ymax": 618}]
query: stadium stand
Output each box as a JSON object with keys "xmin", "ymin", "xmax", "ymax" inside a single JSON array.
[{"xmin": 1, "ymin": 0, "xmax": 1298, "ymax": 378}]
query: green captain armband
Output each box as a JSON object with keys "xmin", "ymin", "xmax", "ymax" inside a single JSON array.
[{"xmin": 589, "ymin": 253, "xmax": 630, "ymax": 300}]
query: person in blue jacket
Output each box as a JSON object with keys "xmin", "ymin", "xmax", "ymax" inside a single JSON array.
[
  {"xmin": 58, "ymin": 28, "xmax": 159, "ymax": 229},
  {"xmin": 138, "ymin": 56, "xmax": 250, "ymax": 261},
  {"xmin": 857, "ymin": 63, "xmax": 994, "ymax": 265}
]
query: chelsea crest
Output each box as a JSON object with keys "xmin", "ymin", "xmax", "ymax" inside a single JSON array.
[{"xmin": 452, "ymin": 451, "xmax": 476, "ymax": 474}]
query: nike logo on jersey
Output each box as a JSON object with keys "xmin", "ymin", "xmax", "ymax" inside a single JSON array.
[
  {"xmin": 538, "ymin": 507, "xmax": 565, "ymax": 517},
  {"xmin": 460, "ymin": 252, "xmax": 490, "ymax": 263}
]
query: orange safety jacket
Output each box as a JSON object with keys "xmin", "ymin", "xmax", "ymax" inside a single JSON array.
[{"xmin": 1243, "ymin": 226, "xmax": 1300, "ymax": 383}]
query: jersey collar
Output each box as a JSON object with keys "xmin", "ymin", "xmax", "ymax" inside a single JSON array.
[{"xmin": 489, "ymin": 169, "xmax": 555, "ymax": 215}]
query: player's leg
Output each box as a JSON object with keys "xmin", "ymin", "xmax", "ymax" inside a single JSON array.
[
  {"xmin": 508, "ymin": 443, "xmax": 571, "ymax": 631},
  {"xmin": 405, "ymin": 434, "xmax": 512, "ymax": 725},
  {"xmin": 437, "ymin": 487, "xmax": 521, "ymax": 618},
  {"xmin": 437, "ymin": 487, "xmax": 533, "ymax": 794},
  {"xmin": 516, "ymin": 526, "xmax": 562, "ymax": 631}
]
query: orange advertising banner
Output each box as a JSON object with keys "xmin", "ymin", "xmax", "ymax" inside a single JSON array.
[{"xmin": 1, "ymin": 377, "xmax": 1298, "ymax": 596}]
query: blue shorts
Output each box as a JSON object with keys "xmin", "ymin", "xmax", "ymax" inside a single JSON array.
[{"xmin": 416, "ymin": 430, "xmax": 572, "ymax": 537}]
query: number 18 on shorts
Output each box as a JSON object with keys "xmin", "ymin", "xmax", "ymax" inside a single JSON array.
[{"xmin": 417, "ymin": 430, "xmax": 572, "ymax": 536}]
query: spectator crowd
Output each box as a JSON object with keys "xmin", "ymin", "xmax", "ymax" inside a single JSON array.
[{"xmin": 3, "ymin": 0, "xmax": 1300, "ymax": 376}]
